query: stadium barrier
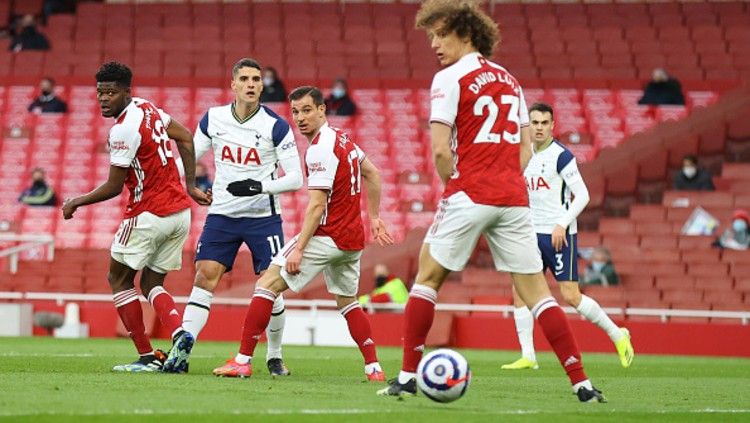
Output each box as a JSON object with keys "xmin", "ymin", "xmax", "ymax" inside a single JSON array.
[
  {"xmin": 0, "ymin": 234, "xmax": 55, "ymax": 274},
  {"xmin": 0, "ymin": 292, "xmax": 748, "ymax": 357}
]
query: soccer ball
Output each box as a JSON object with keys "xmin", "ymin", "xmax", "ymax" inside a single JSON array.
[{"xmin": 416, "ymin": 348, "xmax": 471, "ymax": 403}]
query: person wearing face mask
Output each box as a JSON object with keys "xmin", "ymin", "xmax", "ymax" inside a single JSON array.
[
  {"xmin": 582, "ymin": 247, "xmax": 620, "ymax": 286},
  {"xmin": 673, "ymin": 155, "xmax": 715, "ymax": 191},
  {"xmin": 18, "ymin": 167, "xmax": 58, "ymax": 206},
  {"xmin": 324, "ymin": 78, "xmax": 357, "ymax": 116},
  {"xmin": 259, "ymin": 67, "xmax": 287, "ymax": 103},
  {"xmin": 28, "ymin": 77, "xmax": 68, "ymax": 114},
  {"xmin": 358, "ymin": 264, "xmax": 409, "ymax": 307},
  {"xmin": 714, "ymin": 210, "xmax": 750, "ymax": 250}
]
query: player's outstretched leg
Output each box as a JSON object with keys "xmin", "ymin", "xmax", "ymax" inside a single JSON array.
[
  {"xmin": 266, "ymin": 294, "xmax": 290, "ymax": 376},
  {"xmin": 213, "ymin": 287, "xmax": 275, "ymax": 378},
  {"xmin": 514, "ymin": 273, "xmax": 606, "ymax": 403},
  {"xmin": 502, "ymin": 288, "xmax": 539, "ymax": 370},
  {"xmin": 339, "ymin": 299, "xmax": 384, "ymax": 381},
  {"xmin": 560, "ymin": 283, "xmax": 634, "ymax": 368}
]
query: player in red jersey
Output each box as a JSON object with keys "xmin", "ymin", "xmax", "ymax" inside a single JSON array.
[
  {"xmin": 212, "ymin": 86, "xmax": 394, "ymax": 381},
  {"xmin": 378, "ymin": 1, "xmax": 605, "ymax": 402},
  {"xmin": 62, "ymin": 62, "xmax": 211, "ymax": 372}
]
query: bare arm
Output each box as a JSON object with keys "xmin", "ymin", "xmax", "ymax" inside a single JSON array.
[
  {"xmin": 62, "ymin": 165, "xmax": 127, "ymax": 219},
  {"xmin": 431, "ymin": 122, "xmax": 453, "ymax": 185},
  {"xmin": 168, "ymin": 119, "xmax": 211, "ymax": 205},
  {"xmin": 519, "ymin": 126, "xmax": 532, "ymax": 171},
  {"xmin": 360, "ymin": 157, "xmax": 394, "ymax": 246},
  {"xmin": 285, "ymin": 189, "xmax": 328, "ymax": 275}
]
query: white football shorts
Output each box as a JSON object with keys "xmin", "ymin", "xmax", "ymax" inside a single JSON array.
[
  {"xmin": 424, "ymin": 191, "xmax": 543, "ymax": 273},
  {"xmin": 272, "ymin": 235, "xmax": 362, "ymax": 297},
  {"xmin": 111, "ymin": 208, "xmax": 190, "ymax": 274}
]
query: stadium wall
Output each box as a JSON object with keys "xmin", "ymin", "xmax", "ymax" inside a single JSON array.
[{"xmin": 26, "ymin": 299, "xmax": 750, "ymax": 358}]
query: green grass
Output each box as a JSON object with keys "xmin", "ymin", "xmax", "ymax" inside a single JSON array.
[{"xmin": 0, "ymin": 337, "xmax": 749, "ymax": 422}]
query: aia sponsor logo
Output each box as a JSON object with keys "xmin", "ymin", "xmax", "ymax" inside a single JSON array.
[
  {"xmin": 221, "ymin": 145, "xmax": 261, "ymax": 165},
  {"xmin": 526, "ymin": 176, "xmax": 550, "ymax": 191}
]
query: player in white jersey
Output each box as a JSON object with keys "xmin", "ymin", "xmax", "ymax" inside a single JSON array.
[
  {"xmin": 169, "ymin": 58, "xmax": 303, "ymax": 375},
  {"xmin": 502, "ymin": 103, "xmax": 634, "ymax": 370}
]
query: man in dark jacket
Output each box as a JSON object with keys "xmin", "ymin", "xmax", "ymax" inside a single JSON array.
[
  {"xmin": 324, "ymin": 78, "xmax": 357, "ymax": 116},
  {"xmin": 673, "ymin": 155, "xmax": 715, "ymax": 191},
  {"xmin": 19, "ymin": 168, "xmax": 57, "ymax": 206},
  {"xmin": 9, "ymin": 15, "xmax": 50, "ymax": 52},
  {"xmin": 638, "ymin": 68, "xmax": 685, "ymax": 106},
  {"xmin": 28, "ymin": 77, "xmax": 68, "ymax": 114}
]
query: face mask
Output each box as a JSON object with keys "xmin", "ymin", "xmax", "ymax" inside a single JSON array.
[
  {"xmin": 41, "ymin": 89, "xmax": 52, "ymax": 96},
  {"xmin": 683, "ymin": 166, "xmax": 697, "ymax": 178},
  {"xmin": 262, "ymin": 77, "xmax": 274, "ymax": 87},
  {"xmin": 375, "ymin": 275, "xmax": 388, "ymax": 287},
  {"xmin": 591, "ymin": 261, "xmax": 606, "ymax": 272},
  {"xmin": 332, "ymin": 87, "xmax": 346, "ymax": 99},
  {"xmin": 733, "ymin": 219, "xmax": 748, "ymax": 233}
]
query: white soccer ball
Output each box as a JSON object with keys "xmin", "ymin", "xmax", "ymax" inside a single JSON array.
[{"xmin": 416, "ymin": 348, "xmax": 471, "ymax": 403}]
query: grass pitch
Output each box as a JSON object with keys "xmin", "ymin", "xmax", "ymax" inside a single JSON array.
[{"xmin": 0, "ymin": 337, "xmax": 748, "ymax": 422}]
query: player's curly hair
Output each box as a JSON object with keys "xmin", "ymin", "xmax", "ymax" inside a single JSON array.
[
  {"xmin": 95, "ymin": 61, "xmax": 133, "ymax": 88},
  {"xmin": 415, "ymin": 0, "xmax": 499, "ymax": 58}
]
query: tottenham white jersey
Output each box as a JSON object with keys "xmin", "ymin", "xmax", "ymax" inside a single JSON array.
[
  {"xmin": 524, "ymin": 140, "xmax": 586, "ymax": 235},
  {"xmin": 195, "ymin": 104, "xmax": 299, "ymax": 218}
]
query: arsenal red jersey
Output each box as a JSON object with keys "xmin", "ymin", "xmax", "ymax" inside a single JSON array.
[
  {"xmin": 305, "ymin": 123, "xmax": 365, "ymax": 251},
  {"xmin": 108, "ymin": 97, "xmax": 191, "ymax": 219},
  {"xmin": 430, "ymin": 52, "xmax": 530, "ymax": 207}
]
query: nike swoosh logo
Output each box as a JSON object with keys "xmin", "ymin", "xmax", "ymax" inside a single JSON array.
[
  {"xmin": 445, "ymin": 376, "xmax": 468, "ymax": 387},
  {"xmin": 268, "ymin": 329, "xmax": 281, "ymax": 333},
  {"xmin": 216, "ymin": 132, "xmax": 227, "ymax": 136},
  {"xmin": 554, "ymin": 270, "xmax": 564, "ymax": 276}
]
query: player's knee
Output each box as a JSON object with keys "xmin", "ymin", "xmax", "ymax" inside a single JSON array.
[
  {"xmin": 194, "ymin": 265, "xmax": 221, "ymax": 292},
  {"xmin": 257, "ymin": 267, "xmax": 286, "ymax": 294},
  {"xmin": 561, "ymin": 285, "xmax": 582, "ymax": 307}
]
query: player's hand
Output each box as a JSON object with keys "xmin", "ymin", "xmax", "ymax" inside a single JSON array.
[
  {"xmin": 226, "ymin": 178, "xmax": 263, "ymax": 197},
  {"xmin": 189, "ymin": 186, "xmax": 212, "ymax": 206},
  {"xmin": 551, "ymin": 225, "xmax": 568, "ymax": 252},
  {"xmin": 61, "ymin": 198, "xmax": 79, "ymax": 220},
  {"xmin": 286, "ymin": 247, "xmax": 303, "ymax": 275},
  {"xmin": 370, "ymin": 217, "xmax": 395, "ymax": 246}
]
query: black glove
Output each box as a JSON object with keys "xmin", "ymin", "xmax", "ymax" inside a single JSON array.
[{"xmin": 226, "ymin": 178, "xmax": 263, "ymax": 197}]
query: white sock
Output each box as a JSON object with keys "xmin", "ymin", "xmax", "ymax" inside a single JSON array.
[
  {"xmin": 398, "ymin": 370, "xmax": 416, "ymax": 384},
  {"xmin": 572, "ymin": 379, "xmax": 593, "ymax": 393},
  {"xmin": 234, "ymin": 353, "xmax": 251, "ymax": 365},
  {"xmin": 182, "ymin": 286, "xmax": 213, "ymax": 339},
  {"xmin": 266, "ymin": 294, "xmax": 286, "ymax": 361},
  {"xmin": 365, "ymin": 362, "xmax": 382, "ymax": 374},
  {"xmin": 513, "ymin": 306, "xmax": 536, "ymax": 362},
  {"xmin": 576, "ymin": 295, "xmax": 623, "ymax": 342}
]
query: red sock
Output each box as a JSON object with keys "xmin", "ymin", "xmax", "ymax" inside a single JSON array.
[
  {"xmin": 402, "ymin": 285, "xmax": 437, "ymax": 373},
  {"xmin": 341, "ymin": 302, "xmax": 378, "ymax": 364},
  {"xmin": 147, "ymin": 286, "xmax": 182, "ymax": 338},
  {"xmin": 532, "ymin": 297, "xmax": 587, "ymax": 385},
  {"xmin": 239, "ymin": 288, "xmax": 276, "ymax": 357},
  {"xmin": 113, "ymin": 288, "xmax": 153, "ymax": 355}
]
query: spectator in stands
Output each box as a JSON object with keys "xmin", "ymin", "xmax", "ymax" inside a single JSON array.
[
  {"xmin": 28, "ymin": 77, "xmax": 68, "ymax": 114},
  {"xmin": 18, "ymin": 167, "xmax": 57, "ymax": 206},
  {"xmin": 638, "ymin": 68, "xmax": 685, "ymax": 106},
  {"xmin": 582, "ymin": 247, "xmax": 620, "ymax": 286},
  {"xmin": 9, "ymin": 15, "xmax": 50, "ymax": 52},
  {"xmin": 673, "ymin": 155, "xmax": 715, "ymax": 191},
  {"xmin": 195, "ymin": 162, "xmax": 212, "ymax": 193},
  {"xmin": 714, "ymin": 209, "xmax": 750, "ymax": 250},
  {"xmin": 260, "ymin": 67, "xmax": 287, "ymax": 103},
  {"xmin": 325, "ymin": 78, "xmax": 357, "ymax": 116},
  {"xmin": 358, "ymin": 264, "xmax": 409, "ymax": 308}
]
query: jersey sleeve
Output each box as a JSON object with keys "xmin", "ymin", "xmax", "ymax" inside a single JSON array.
[
  {"xmin": 194, "ymin": 111, "xmax": 212, "ymax": 159},
  {"xmin": 429, "ymin": 69, "xmax": 460, "ymax": 127},
  {"xmin": 518, "ymin": 87, "xmax": 530, "ymax": 127},
  {"xmin": 273, "ymin": 120, "xmax": 300, "ymax": 161},
  {"xmin": 556, "ymin": 157, "xmax": 590, "ymax": 229},
  {"xmin": 354, "ymin": 143, "xmax": 366, "ymax": 163},
  {"xmin": 156, "ymin": 107, "xmax": 172, "ymax": 128},
  {"xmin": 305, "ymin": 144, "xmax": 338, "ymax": 191},
  {"xmin": 108, "ymin": 123, "xmax": 141, "ymax": 168}
]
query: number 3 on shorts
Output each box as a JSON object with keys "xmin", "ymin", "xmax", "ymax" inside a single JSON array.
[{"xmin": 555, "ymin": 253, "xmax": 564, "ymax": 272}]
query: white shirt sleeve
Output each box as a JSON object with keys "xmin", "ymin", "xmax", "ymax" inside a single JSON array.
[
  {"xmin": 429, "ymin": 69, "xmax": 460, "ymax": 127},
  {"xmin": 157, "ymin": 107, "xmax": 172, "ymax": 128},
  {"xmin": 194, "ymin": 111, "xmax": 212, "ymax": 160},
  {"xmin": 262, "ymin": 157, "xmax": 303, "ymax": 195},
  {"xmin": 108, "ymin": 123, "xmax": 140, "ymax": 168},
  {"xmin": 306, "ymin": 143, "xmax": 338, "ymax": 191},
  {"xmin": 355, "ymin": 143, "xmax": 366, "ymax": 163},
  {"xmin": 556, "ymin": 159, "xmax": 590, "ymax": 229},
  {"xmin": 518, "ymin": 87, "xmax": 530, "ymax": 127}
]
